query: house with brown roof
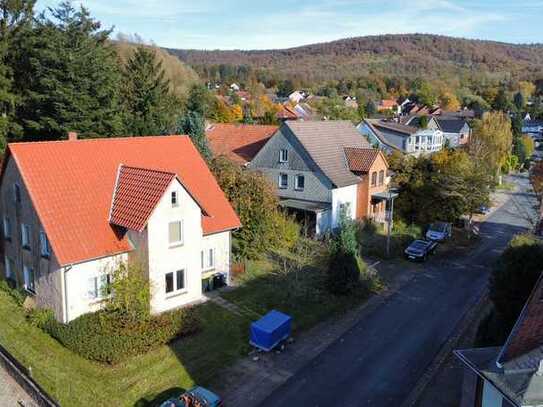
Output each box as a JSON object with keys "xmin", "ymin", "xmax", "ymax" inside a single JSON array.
[
  {"xmin": 249, "ymin": 121, "xmax": 389, "ymax": 235},
  {"xmin": 0, "ymin": 134, "xmax": 240, "ymax": 323},
  {"xmin": 455, "ymin": 274, "xmax": 543, "ymax": 407},
  {"xmin": 206, "ymin": 123, "xmax": 278, "ymax": 165}
]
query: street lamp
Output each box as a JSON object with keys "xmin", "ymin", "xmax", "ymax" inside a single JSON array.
[{"xmin": 383, "ymin": 189, "xmax": 399, "ymax": 258}]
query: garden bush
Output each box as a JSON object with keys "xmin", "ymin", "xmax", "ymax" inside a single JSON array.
[
  {"xmin": 327, "ymin": 250, "xmax": 363, "ymax": 295},
  {"xmin": 39, "ymin": 307, "xmax": 201, "ymax": 364},
  {"xmin": 0, "ymin": 279, "xmax": 27, "ymax": 306}
]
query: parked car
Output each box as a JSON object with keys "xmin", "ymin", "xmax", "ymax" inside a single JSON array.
[
  {"xmin": 159, "ymin": 387, "xmax": 223, "ymax": 407},
  {"xmin": 404, "ymin": 240, "xmax": 438, "ymax": 261},
  {"xmin": 426, "ymin": 222, "xmax": 452, "ymax": 242},
  {"xmin": 475, "ymin": 205, "xmax": 490, "ymax": 215}
]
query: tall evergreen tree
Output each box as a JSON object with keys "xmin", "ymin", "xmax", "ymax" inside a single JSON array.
[
  {"xmin": 14, "ymin": 2, "xmax": 123, "ymax": 141},
  {"xmin": 177, "ymin": 111, "xmax": 212, "ymax": 161},
  {"xmin": 121, "ymin": 46, "xmax": 177, "ymax": 136},
  {"xmin": 0, "ymin": 0, "xmax": 35, "ymax": 148}
]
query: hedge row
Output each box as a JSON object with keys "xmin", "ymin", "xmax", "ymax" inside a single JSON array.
[{"xmin": 29, "ymin": 307, "xmax": 201, "ymax": 364}]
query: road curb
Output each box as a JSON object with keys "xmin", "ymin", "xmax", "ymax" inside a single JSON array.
[
  {"xmin": 0, "ymin": 343, "xmax": 59, "ymax": 407},
  {"xmin": 399, "ymin": 288, "xmax": 490, "ymax": 407}
]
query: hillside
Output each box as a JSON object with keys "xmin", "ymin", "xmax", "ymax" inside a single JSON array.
[{"xmin": 168, "ymin": 34, "xmax": 543, "ymax": 82}]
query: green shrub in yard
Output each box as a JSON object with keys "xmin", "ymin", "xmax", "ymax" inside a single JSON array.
[
  {"xmin": 40, "ymin": 307, "xmax": 201, "ymax": 364},
  {"xmin": 0, "ymin": 279, "xmax": 27, "ymax": 306},
  {"xmin": 27, "ymin": 308, "xmax": 56, "ymax": 329},
  {"xmin": 327, "ymin": 250, "xmax": 363, "ymax": 295}
]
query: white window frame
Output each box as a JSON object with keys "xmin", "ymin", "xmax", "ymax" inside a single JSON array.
[
  {"xmin": 279, "ymin": 149, "xmax": 288, "ymax": 163},
  {"xmin": 278, "ymin": 173, "xmax": 288, "ymax": 189},
  {"xmin": 295, "ymin": 174, "xmax": 305, "ymax": 191},
  {"xmin": 40, "ymin": 231, "xmax": 50, "ymax": 258},
  {"xmin": 87, "ymin": 274, "xmax": 112, "ymax": 301},
  {"xmin": 21, "ymin": 223, "xmax": 31, "ymax": 249},
  {"xmin": 201, "ymin": 248, "xmax": 215, "ymax": 271},
  {"xmin": 165, "ymin": 269, "xmax": 186, "ymax": 296},
  {"xmin": 171, "ymin": 190, "xmax": 179, "ymax": 207},
  {"xmin": 168, "ymin": 220, "xmax": 184, "ymax": 247},
  {"xmin": 3, "ymin": 216, "xmax": 10, "ymax": 240},
  {"xmin": 23, "ymin": 265, "xmax": 35, "ymax": 294}
]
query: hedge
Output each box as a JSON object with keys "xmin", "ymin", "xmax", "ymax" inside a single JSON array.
[{"xmin": 29, "ymin": 307, "xmax": 201, "ymax": 364}]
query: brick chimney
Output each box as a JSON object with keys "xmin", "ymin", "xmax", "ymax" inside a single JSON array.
[{"xmin": 68, "ymin": 131, "xmax": 78, "ymax": 141}]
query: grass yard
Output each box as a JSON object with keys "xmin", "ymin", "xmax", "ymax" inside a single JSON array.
[
  {"xmin": 357, "ymin": 221, "xmax": 422, "ymax": 259},
  {"xmin": 0, "ymin": 289, "xmax": 250, "ymax": 406},
  {"xmin": 223, "ymin": 240, "xmax": 378, "ymax": 333}
]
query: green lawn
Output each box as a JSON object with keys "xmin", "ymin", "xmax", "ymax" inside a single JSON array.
[
  {"xmin": 0, "ymin": 290, "xmax": 249, "ymax": 406},
  {"xmin": 223, "ymin": 241, "xmax": 377, "ymax": 333}
]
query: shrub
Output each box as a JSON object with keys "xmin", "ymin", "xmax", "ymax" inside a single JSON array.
[
  {"xmin": 0, "ymin": 279, "xmax": 27, "ymax": 306},
  {"xmin": 489, "ymin": 233, "xmax": 543, "ymax": 332},
  {"xmin": 330, "ymin": 206, "xmax": 358, "ymax": 257},
  {"xmin": 41, "ymin": 307, "xmax": 201, "ymax": 364},
  {"xmin": 327, "ymin": 250, "xmax": 363, "ymax": 295},
  {"xmin": 27, "ymin": 308, "xmax": 56, "ymax": 329},
  {"xmin": 272, "ymin": 211, "xmax": 300, "ymax": 251}
]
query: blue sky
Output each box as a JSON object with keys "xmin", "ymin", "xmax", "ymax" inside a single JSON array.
[{"xmin": 37, "ymin": 0, "xmax": 543, "ymax": 50}]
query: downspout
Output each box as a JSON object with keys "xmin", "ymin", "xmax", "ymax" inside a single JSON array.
[{"xmin": 61, "ymin": 265, "xmax": 72, "ymax": 324}]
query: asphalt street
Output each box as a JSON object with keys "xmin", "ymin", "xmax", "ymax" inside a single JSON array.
[{"xmin": 260, "ymin": 174, "xmax": 537, "ymax": 407}]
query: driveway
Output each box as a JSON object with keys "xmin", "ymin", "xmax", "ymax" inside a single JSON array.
[
  {"xmin": 260, "ymin": 174, "xmax": 536, "ymax": 407},
  {"xmin": 0, "ymin": 365, "xmax": 36, "ymax": 407}
]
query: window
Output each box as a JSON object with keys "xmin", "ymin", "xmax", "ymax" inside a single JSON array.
[
  {"xmin": 371, "ymin": 172, "xmax": 377, "ymax": 187},
  {"xmin": 4, "ymin": 256, "xmax": 13, "ymax": 279},
  {"xmin": 23, "ymin": 265, "xmax": 35, "ymax": 293},
  {"xmin": 165, "ymin": 269, "xmax": 185, "ymax": 294},
  {"xmin": 3, "ymin": 217, "xmax": 10, "ymax": 241},
  {"xmin": 278, "ymin": 173, "xmax": 288, "ymax": 189},
  {"xmin": 40, "ymin": 231, "xmax": 50, "ymax": 258},
  {"xmin": 201, "ymin": 249, "xmax": 215, "ymax": 271},
  {"xmin": 295, "ymin": 175, "xmax": 305, "ymax": 191},
  {"xmin": 21, "ymin": 224, "xmax": 31, "ymax": 249},
  {"xmin": 13, "ymin": 183, "xmax": 21, "ymax": 203},
  {"xmin": 171, "ymin": 191, "xmax": 178, "ymax": 207},
  {"xmin": 378, "ymin": 170, "xmax": 385, "ymax": 186},
  {"xmin": 279, "ymin": 149, "xmax": 288, "ymax": 163},
  {"xmin": 87, "ymin": 274, "xmax": 112, "ymax": 300},
  {"xmin": 168, "ymin": 221, "xmax": 183, "ymax": 246}
]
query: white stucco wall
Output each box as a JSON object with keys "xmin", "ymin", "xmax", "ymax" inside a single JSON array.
[
  {"xmin": 316, "ymin": 209, "xmax": 332, "ymax": 236},
  {"xmin": 63, "ymin": 252, "xmax": 128, "ymax": 322},
  {"xmin": 331, "ymin": 185, "xmax": 358, "ymax": 229},
  {"xmin": 146, "ymin": 179, "xmax": 204, "ymax": 314},
  {"xmin": 201, "ymin": 231, "xmax": 231, "ymax": 284}
]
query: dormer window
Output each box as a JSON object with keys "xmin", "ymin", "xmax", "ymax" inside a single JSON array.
[
  {"xmin": 279, "ymin": 149, "xmax": 288, "ymax": 163},
  {"xmin": 171, "ymin": 191, "xmax": 178, "ymax": 207}
]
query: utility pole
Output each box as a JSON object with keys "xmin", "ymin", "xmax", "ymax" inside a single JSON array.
[{"xmin": 385, "ymin": 190, "xmax": 398, "ymax": 258}]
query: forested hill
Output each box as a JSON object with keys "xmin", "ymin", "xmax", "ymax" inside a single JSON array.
[{"xmin": 168, "ymin": 34, "xmax": 543, "ymax": 82}]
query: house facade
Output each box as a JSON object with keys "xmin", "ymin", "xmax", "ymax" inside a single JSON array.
[
  {"xmin": 0, "ymin": 135, "xmax": 240, "ymax": 323},
  {"xmin": 405, "ymin": 116, "xmax": 471, "ymax": 147},
  {"xmin": 358, "ymin": 119, "xmax": 444, "ymax": 156},
  {"xmin": 249, "ymin": 121, "xmax": 389, "ymax": 236},
  {"xmin": 455, "ymin": 275, "xmax": 543, "ymax": 407}
]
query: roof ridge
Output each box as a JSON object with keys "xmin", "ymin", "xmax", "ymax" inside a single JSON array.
[
  {"xmin": 119, "ymin": 164, "xmax": 177, "ymax": 177},
  {"xmin": 8, "ymin": 135, "xmax": 189, "ymax": 146}
]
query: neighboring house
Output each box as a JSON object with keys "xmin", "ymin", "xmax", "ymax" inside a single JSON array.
[
  {"xmin": 236, "ymin": 90, "xmax": 251, "ymax": 102},
  {"xmin": 0, "ymin": 135, "xmax": 240, "ymax": 323},
  {"xmin": 378, "ymin": 99, "xmax": 400, "ymax": 114},
  {"xmin": 249, "ymin": 121, "xmax": 389, "ymax": 235},
  {"xmin": 206, "ymin": 123, "xmax": 279, "ymax": 166},
  {"xmin": 358, "ymin": 119, "xmax": 444, "ymax": 156},
  {"xmin": 344, "ymin": 96, "xmax": 359, "ymax": 109},
  {"xmin": 406, "ymin": 116, "xmax": 471, "ymax": 147},
  {"xmin": 230, "ymin": 83, "xmax": 240, "ymax": 92},
  {"xmin": 455, "ymin": 274, "xmax": 543, "ymax": 407},
  {"xmin": 522, "ymin": 118, "xmax": 543, "ymax": 139},
  {"xmin": 288, "ymin": 91, "xmax": 306, "ymax": 104},
  {"xmin": 276, "ymin": 104, "xmax": 300, "ymax": 121}
]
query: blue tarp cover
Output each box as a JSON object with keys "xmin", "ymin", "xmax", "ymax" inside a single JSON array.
[{"xmin": 250, "ymin": 310, "xmax": 292, "ymax": 351}]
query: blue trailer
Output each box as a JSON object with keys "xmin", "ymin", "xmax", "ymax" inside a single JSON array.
[{"xmin": 250, "ymin": 310, "xmax": 292, "ymax": 352}]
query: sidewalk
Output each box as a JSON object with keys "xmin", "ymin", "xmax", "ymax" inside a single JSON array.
[
  {"xmin": 0, "ymin": 365, "xmax": 37, "ymax": 407},
  {"xmin": 215, "ymin": 259, "xmax": 420, "ymax": 407}
]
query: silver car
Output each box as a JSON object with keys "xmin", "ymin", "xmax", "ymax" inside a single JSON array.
[{"xmin": 426, "ymin": 222, "xmax": 452, "ymax": 242}]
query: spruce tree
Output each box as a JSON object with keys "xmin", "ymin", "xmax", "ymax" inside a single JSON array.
[
  {"xmin": 15, "ymin": 2, "xmax": 123, "ymax": 141},
  {"xmin": 177, "ymin": 111, "xmax": 212, "ymax": 161},
  {"xmin": 121, "ymin": 46, "xmax": 178, "ymax": 136}
]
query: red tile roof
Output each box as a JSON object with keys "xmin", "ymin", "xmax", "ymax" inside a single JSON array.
[
  {"xmin": 344, "ymin": 148, "xmax": 383, "ymax": 173},
  {"xmin": 500, "ymin": 274, "xmax": 543, "ymax": 364},
  {"xmin": 109, "ymin": 166, "xmax": 176, "ymax": 232},
  {"xmin": 206, "ymin": 123, "xmax": 278, "ymax": 165},
  {"xmin": 276, "ymin": 105, "xmax": 299, "ymax": 120},
  {"xmin": 378, "ymin": 99, "xmax": 398, "ymax": 110},
  {"xmin": 4, "ymin": 136, "xmax": 241, "ymax": 266}
]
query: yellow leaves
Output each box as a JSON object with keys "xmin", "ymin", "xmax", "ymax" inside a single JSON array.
[
  {"xmin": 439, "ymin": 90, "xmax": 461, "ymax": 112},
  {"xmin": 519, "ymin": 81, "xmax": 536, "ymax": 100}
]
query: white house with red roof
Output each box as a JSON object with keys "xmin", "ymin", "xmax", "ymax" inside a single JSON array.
[{"xmin": 0, "ymin": 134, "xmax": 241, "ymax": 322}]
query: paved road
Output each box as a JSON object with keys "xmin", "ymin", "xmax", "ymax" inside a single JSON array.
[
  {"xmin": 260, "ymin": 175, "xmax": 536, "ymax": 407},
  {"xmin": 0, "ymin": 366, "xmax": 36, "ymax": 407}
]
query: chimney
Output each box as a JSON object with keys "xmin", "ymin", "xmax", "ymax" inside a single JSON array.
[{"xmin": 68, "ymin": 131, "xmax": 78, "ymax": 141}]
